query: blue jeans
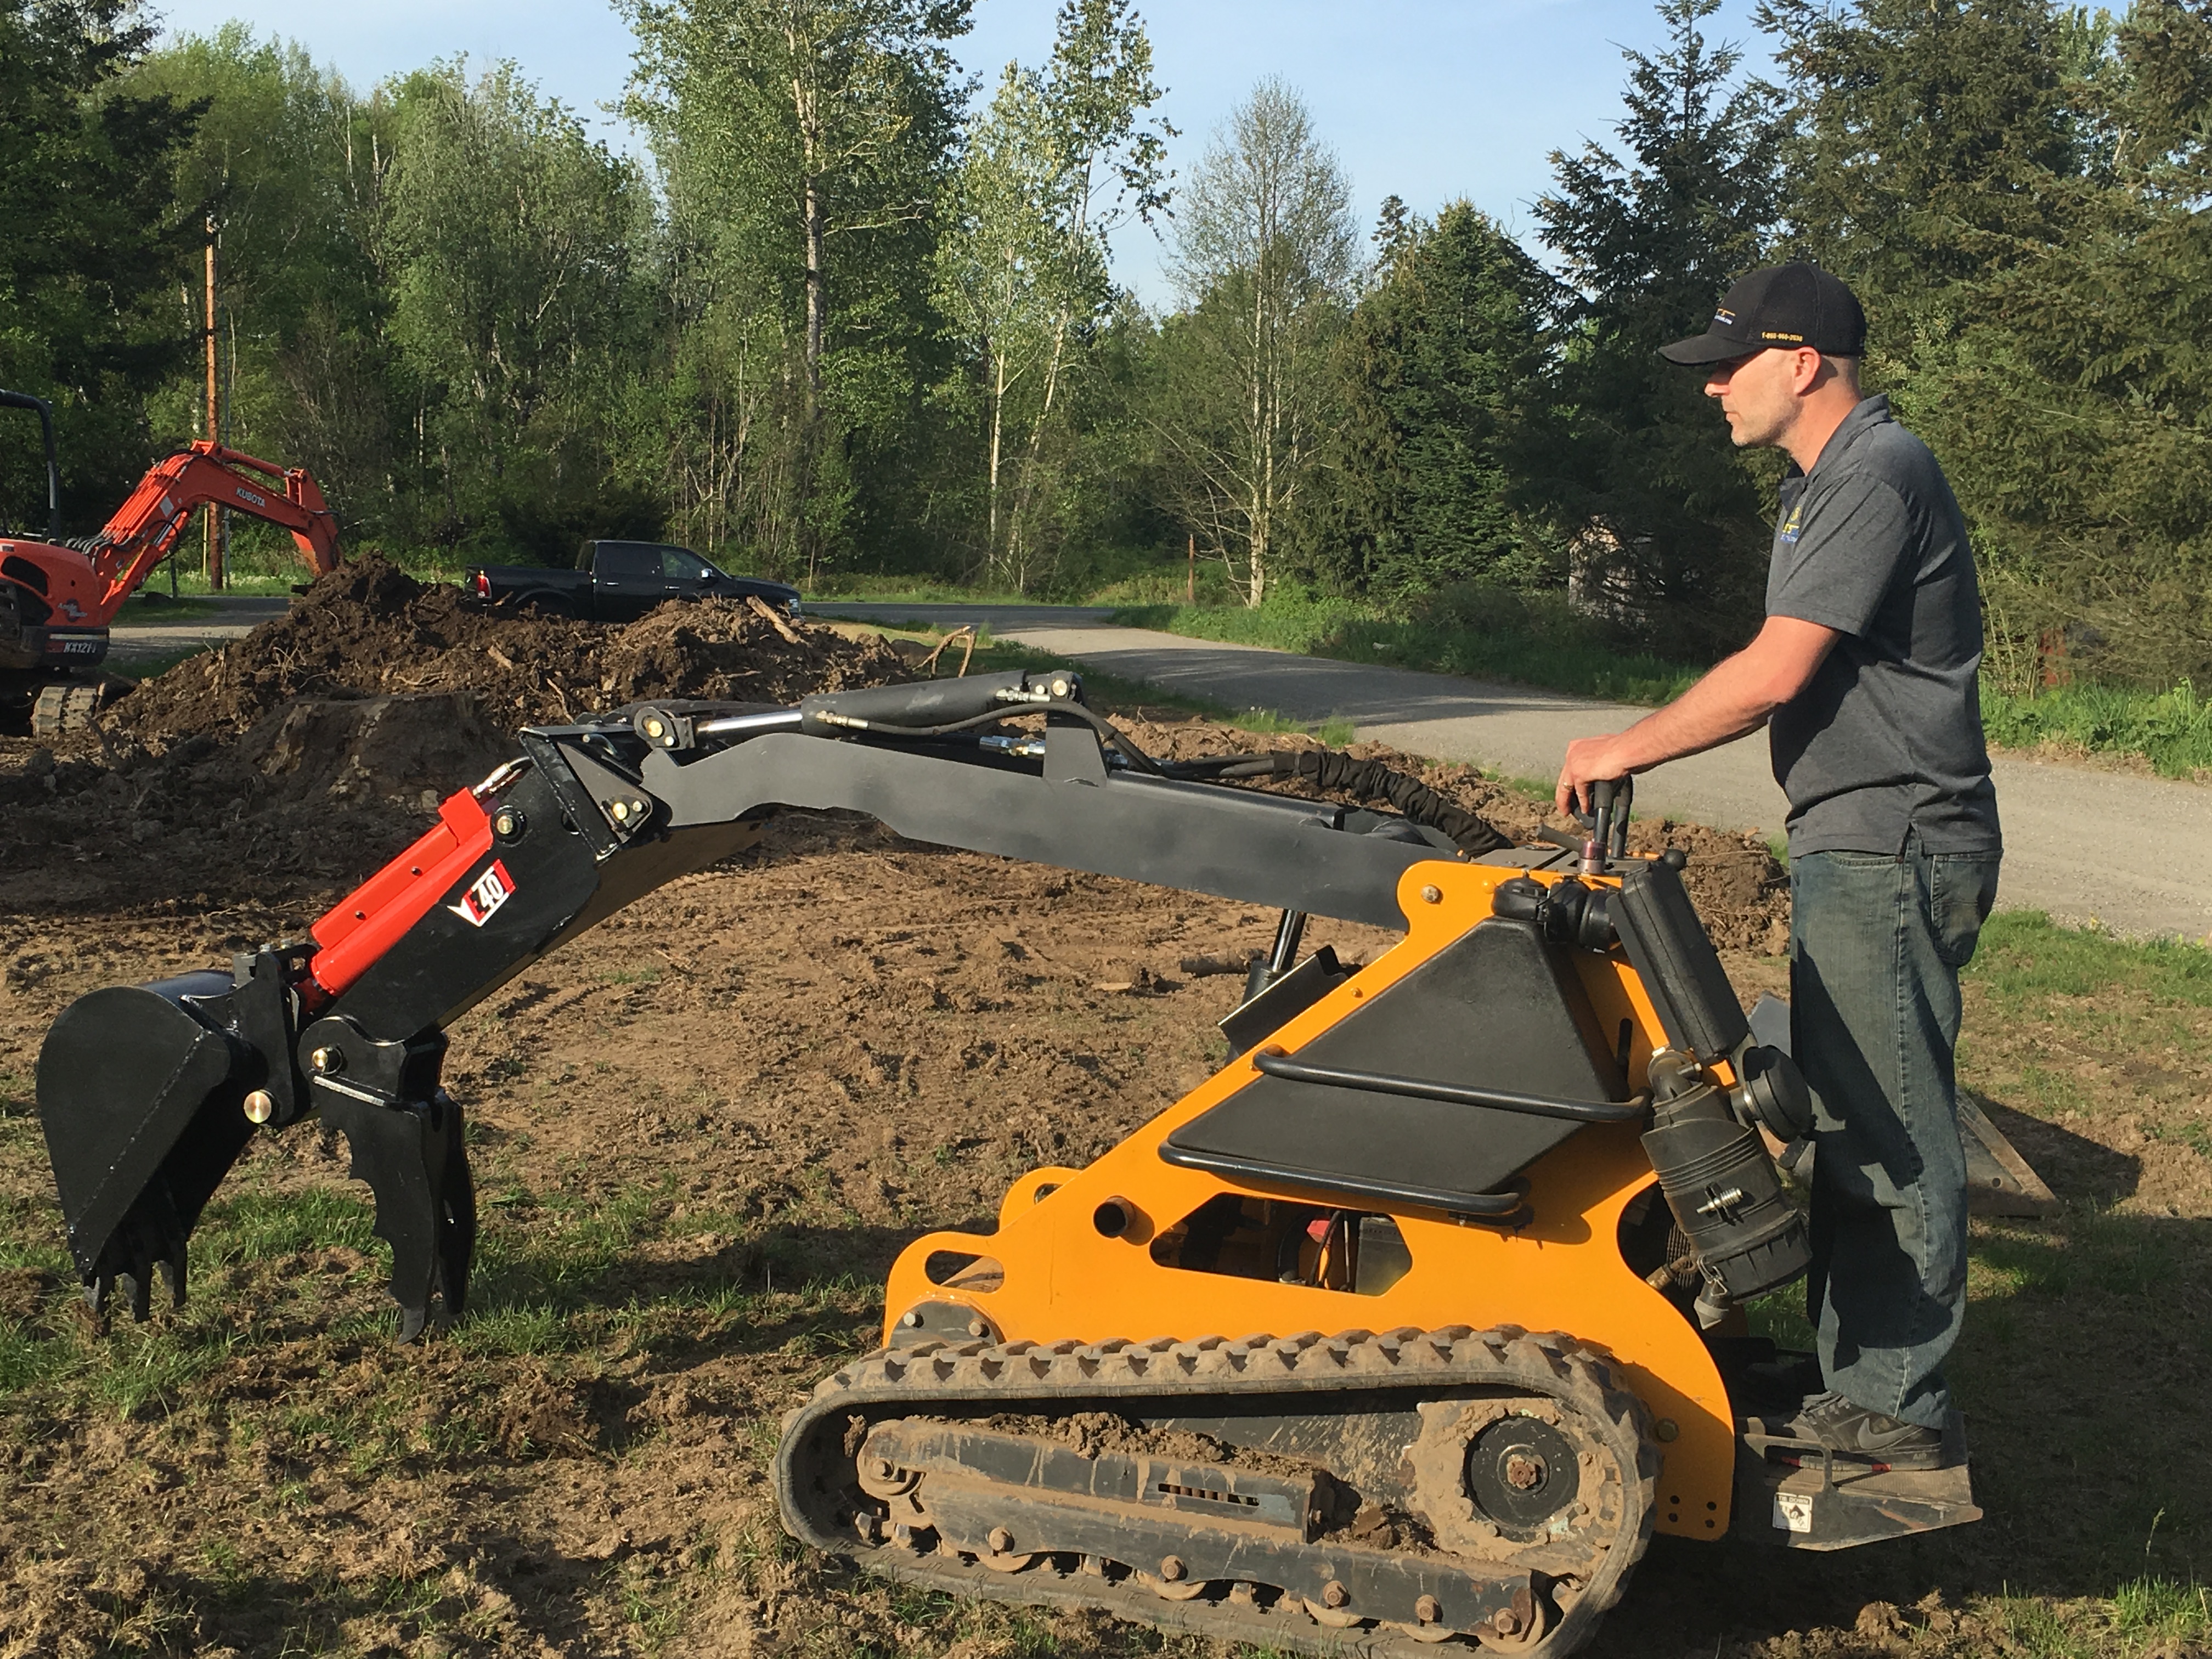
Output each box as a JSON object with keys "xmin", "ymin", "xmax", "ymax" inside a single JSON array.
[{"xmin": 1790, "ymin": 838, "xmax": 2001, "ymax": 1429}]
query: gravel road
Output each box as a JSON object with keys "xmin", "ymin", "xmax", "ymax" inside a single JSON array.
[{"xmin": 105, "ymin": 593, "xmax": 290, "ymax": 667}]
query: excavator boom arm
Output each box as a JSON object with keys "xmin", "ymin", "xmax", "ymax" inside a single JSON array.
[{"xmin": 88, "ymin": 441, "xmax": 341, "ymax": 614}]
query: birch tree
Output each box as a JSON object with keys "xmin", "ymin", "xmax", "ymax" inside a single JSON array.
[
  {"xmin": 935, "ymin": 0, "xmax": 1167, "ymax": 590},
  {"xmin": 1156, "ymin": 79, "xmax": 1357, "ymax": 607},
  {"xmin": 935, "ymin": 66, "xmax": 1073, "ymax": 584},
  {"xmin": 628, "ymin": 0, "xmax": 969, "ymax": 576}
]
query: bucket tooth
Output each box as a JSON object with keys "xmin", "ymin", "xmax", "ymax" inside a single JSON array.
[{"xmin": 90, "ymin": 1188, "xmax": 190, "ymax": 1325}]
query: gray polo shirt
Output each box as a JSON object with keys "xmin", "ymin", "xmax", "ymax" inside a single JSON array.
[{"xmin": 1767, "ymin": 395, "xmax": 2001, "ymax": 856}]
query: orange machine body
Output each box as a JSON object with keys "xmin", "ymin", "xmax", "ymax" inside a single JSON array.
[
  {"xmin": 879, "ymin": 857, "xmax": 1740, "ymax": 1543},
  {"xmin": 0, "ymin": 441, "xmax": 341, "ymax": 629}
]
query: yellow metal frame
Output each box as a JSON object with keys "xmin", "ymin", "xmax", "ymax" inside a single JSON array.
[{"xmin": 881, "ymin": 859, "xmax": 1738, "ymax": 1541}]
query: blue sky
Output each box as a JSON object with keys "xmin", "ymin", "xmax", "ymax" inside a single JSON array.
[{"xmin": 153, "ymin": 0, "xmax": 1774, "ymax": 303}]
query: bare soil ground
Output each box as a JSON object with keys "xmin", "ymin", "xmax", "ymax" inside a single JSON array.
[{"xmin": 2, "ymin": 569, "xmax": 2208, "ymax": 1658}]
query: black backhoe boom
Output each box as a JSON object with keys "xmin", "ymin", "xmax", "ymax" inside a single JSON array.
[{"xmin": 36, "ymin": 670, "xmax": 1486, "ymax": 1338}]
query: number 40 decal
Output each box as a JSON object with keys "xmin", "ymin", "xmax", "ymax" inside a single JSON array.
[{"xmin": 448, "ymin": 859, "xmax": 516, "ymax": 927}]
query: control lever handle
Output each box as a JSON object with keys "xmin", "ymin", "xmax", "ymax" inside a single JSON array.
[{"xmin": 1576, "ymin": 776, "xmax": 1633, "ymax": 875}]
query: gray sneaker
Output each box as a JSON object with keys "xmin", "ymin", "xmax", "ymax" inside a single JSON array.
[{"xmin": 1760, "ymin": 1390, "xmax": 1950, "ymax": 1471}]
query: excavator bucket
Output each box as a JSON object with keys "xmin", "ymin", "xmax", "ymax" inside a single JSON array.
[
  {"xmin": 38, "ymin": 973, "xmax": 259, "ymax": 1320},
  {"xmin": 37, "ymin": 944, "xmax": 476, "ymax": 1336}
]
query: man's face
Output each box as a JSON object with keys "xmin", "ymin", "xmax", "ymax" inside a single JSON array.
[{"xmin": 1704, "ymin": 348, "xmax": 1801, "ymax": 449}]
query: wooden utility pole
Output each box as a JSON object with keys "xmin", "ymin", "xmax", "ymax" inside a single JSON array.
[
  {"xmin": 1187, "ymin": 533, "xmax": 1196, "ymax": 604},
  {"xmin": 202, "ymin": 215, "xmax": 225, "ymax": 591}
]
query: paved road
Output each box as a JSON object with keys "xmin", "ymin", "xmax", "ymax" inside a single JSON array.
[
  {"xmin": 823, "ymin": 602, "xmax": 2212, "ymax": 941},
  {"xmin": 106, "ymin": 593, "xmax": 288, "ymax": 667}
]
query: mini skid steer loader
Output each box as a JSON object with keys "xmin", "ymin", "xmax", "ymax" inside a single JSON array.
[{"xmin": 35, "ymin": 670, "xmax": 1984, "ymax": 1657}]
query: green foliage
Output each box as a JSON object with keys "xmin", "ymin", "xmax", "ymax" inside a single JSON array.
[
  {"xmin": 1151, "ymin": 79, "xmax": 1361, "ymax": 608},
  {"xmin": 128, "ymin": 26, "xmax": 391, "ymax": 551},
  {"xmin": 932, "ymin": 3, "xmax": 1170, "ymax": 594},
  {"xmin": 381, "ymin": 61, "xmax": 656, "ymax": 560},
  {"xmin": 9, "ymin": 0, "xmax": 2209, "ymax": 719},
  {"xmin": 1763, "ymin": 0, "xmax": 2212, "ymax": 691},
  {"xmin": 0, "ymin": 0, "xmax": 203, "ymax": 534},
  {"xmin": 626, "ymin": 0, "xmax": 974, "ymax": 581},
  {"xmin": 1310, "ymin": 201, "xmax": 1561, "ymax": 599},
  {"xmin": 1981, "ymin": 679, "xmax": 2212, "ymax": 777},
  {"xmin": 1532, "ymin": 0, "xmax": 1784, "ymax": 658}
]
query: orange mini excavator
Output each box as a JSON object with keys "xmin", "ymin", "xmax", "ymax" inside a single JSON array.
[
  {"xmin": 33, "ymin": 671, "xmax": 1987, "ymax": 1656},
  {"xmin": 0, "ymin": 387, "xmax": 342, "ymax": 735}
]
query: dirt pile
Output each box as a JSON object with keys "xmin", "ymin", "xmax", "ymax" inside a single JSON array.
[
  {"xmin": 0, "ymin": 558, "xmax": 912, "ymax": 915},
  {"xmin": 121, "ymin": 555, "xmax": 907, "ymax": 741}
]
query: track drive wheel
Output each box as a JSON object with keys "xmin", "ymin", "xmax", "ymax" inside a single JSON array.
[
  {"xmin": 31, "ymin": 682, "xmax": 104, "ymax": 739},
  {"xmin": 1401, "ymin": 1333, "xmax": 1654, "ymax": 1654}
]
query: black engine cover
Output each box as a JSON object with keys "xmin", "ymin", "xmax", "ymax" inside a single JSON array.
[{"xmin": 1161, "ymin": 918, "xmax": 1626, "ymax": 1212}]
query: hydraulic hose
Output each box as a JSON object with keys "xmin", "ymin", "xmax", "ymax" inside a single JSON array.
[{"xmin": 1199, "ymin": 748, "xmax": 1509, "ymax": 856}]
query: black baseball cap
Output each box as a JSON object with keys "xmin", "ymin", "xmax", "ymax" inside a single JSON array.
[{"xmin": 1659, "ymin": 261, "xmax": 1867, "ymax": 365}]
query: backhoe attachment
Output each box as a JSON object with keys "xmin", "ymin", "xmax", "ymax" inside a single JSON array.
[{"xmin": 37, "ymin": 669, "xmax": 1485, "ymax": 1335}]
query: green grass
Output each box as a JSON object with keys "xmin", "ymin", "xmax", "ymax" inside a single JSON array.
[
  {"xmin": 1983, "ymin": 678, "xmax": 2212, "ymax": 779},
  {"xmin": 150, "ymin": 545, "xmax": 472, "ymax": 594},
  {"xmin": 112, "ymin": 592, "xmax": 219, "ymax": 623},
  {"xmin": 805, "ymin": 579, "xmax": 1039, "ymax": 606},
  {"xmin": 146, "ymin": 568, "xmax": 318, "ymax": 595},
  {"xmin": 111, "ymin": 643, "xmax": 222, "ymax": 681},
  {"xmin": 0, "ymin": 1170, "xmax": 878, "ymax": 1425},
  {"xmin": 1967, "ymin": 909, "xmax": 2212, "ymax": 1006}
]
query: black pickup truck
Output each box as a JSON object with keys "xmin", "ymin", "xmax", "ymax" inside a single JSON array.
[{"xmin": 467, "ymin": 540, "xmax": 803, "ymax": 623}]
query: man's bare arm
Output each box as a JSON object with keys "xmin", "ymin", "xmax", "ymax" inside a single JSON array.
[{"xmin": 1555, "ymin": 616, "xmax": 1838, "ymax": 814}]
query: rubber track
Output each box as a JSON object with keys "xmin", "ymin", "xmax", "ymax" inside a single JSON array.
[
  {"xmin": 776, "ymin": 1324, "xmax": 1660, "ymax": 1658},
  {"xmin": 31, "ymin": 682, "xmax": 102, "ymax": 740}
]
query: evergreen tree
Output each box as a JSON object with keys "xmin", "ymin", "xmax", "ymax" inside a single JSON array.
[
  {"xmin": 1533, "ymin": 0, "xmax": 1782, "ymax": 653},
  {"xmin": 1316, "ymin": 201, "xmax": 1559, "ymax": 598},
  {"xmin": 1764, "ymin": 0, "xmax": 2212, "ymax": 686},
  {"xmin": 1760, "ymin": 0, "xmax": 2086, "ymax": 299}
]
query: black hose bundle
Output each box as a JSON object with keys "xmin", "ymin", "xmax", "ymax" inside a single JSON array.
[
  {"xmin": 1264, "ymin": 748, "xmax": 1510, "ymax": 856},
  {"xmin": 1165, "ymin": 747, "xmax": 1512, "ymax": 855}
]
